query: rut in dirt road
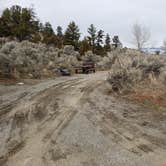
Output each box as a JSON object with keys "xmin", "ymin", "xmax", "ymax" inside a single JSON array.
[{"xmin": 0, "ymin": 72, "xmax": 166, "ymax": 166}]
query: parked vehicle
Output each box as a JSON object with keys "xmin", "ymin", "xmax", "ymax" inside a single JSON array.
[
  {"xmin": 58, "ymin": 68, "xmax": 71, "ymax": 76},
  {"xmin": 75, "ymin": 61, "xmax": 95, "ymax": 74}
]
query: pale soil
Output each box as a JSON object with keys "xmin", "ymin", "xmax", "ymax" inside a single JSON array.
[{"xmin": 0, "ymin": 72, "xmax": 166, "ymax": 166}]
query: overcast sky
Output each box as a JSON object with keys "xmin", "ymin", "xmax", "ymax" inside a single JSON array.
[{"xmin": 0, "ymin": 0, "xmax": 166, "ymax": 47}]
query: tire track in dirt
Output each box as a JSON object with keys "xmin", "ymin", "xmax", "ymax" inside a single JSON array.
[
  {"xmin": 4, "ymin": 77, "xmax": 86, "ymax": 166},
  {"xmin": 81, "ymin": 82, "xmax": 166, "ymax": 164},
  {"xmin": 1, "ymin": 72, "xmax": 166, "ymax": 166}
]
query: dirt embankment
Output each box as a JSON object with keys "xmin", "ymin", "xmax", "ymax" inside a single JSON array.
[{"xmin": 0, "ymin": 72, "xmax": 166, "ymax": 166}]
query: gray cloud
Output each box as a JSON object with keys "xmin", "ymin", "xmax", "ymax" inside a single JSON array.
[{"xmin": 1, "ymin": 0, "xmax": 166, "ymax": 47}]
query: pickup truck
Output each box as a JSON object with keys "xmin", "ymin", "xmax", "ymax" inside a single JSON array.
[{"xmin": 75, "ymin": 61, "xmax": 96, "ymax": 74}]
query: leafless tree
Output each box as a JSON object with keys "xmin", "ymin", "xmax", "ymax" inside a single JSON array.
[
  {"xmin": 132, "ymin": 23, "xmax": 151, "ymax": 50},
  {"xmin": 163, "ymin": 39, "xmax": 166, "ymax": 48}
]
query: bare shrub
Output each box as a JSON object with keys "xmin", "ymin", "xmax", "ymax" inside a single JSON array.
[
  {"xmin": 107, "ymin": 50, "xmax": 166, "ymax": 93},
  {"xmin": 0, "ymin": 41, "xmax": 80, "ymax": 78}
]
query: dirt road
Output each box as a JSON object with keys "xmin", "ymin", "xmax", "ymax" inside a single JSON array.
[{"xmin": 0, "ymin": 72, "xmax": 166, "ymax": 166}]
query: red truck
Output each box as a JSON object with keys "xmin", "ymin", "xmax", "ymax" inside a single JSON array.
[{"xmin": 75, "ymin": 61, "xmax": 96, "ymax": 74}]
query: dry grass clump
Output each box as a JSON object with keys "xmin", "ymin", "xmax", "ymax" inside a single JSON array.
[
  {"xmin": 108, "ymin": 51, "xmax": 166, "ymax": 91},
  {"xmin": 107, "ymin": 50, "xmax": 166, "ymax": 108}
]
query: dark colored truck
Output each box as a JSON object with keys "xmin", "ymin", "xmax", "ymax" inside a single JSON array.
[{"xmin": 75, "ymin": 61, "xmax": 96, "ymax": 74}]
